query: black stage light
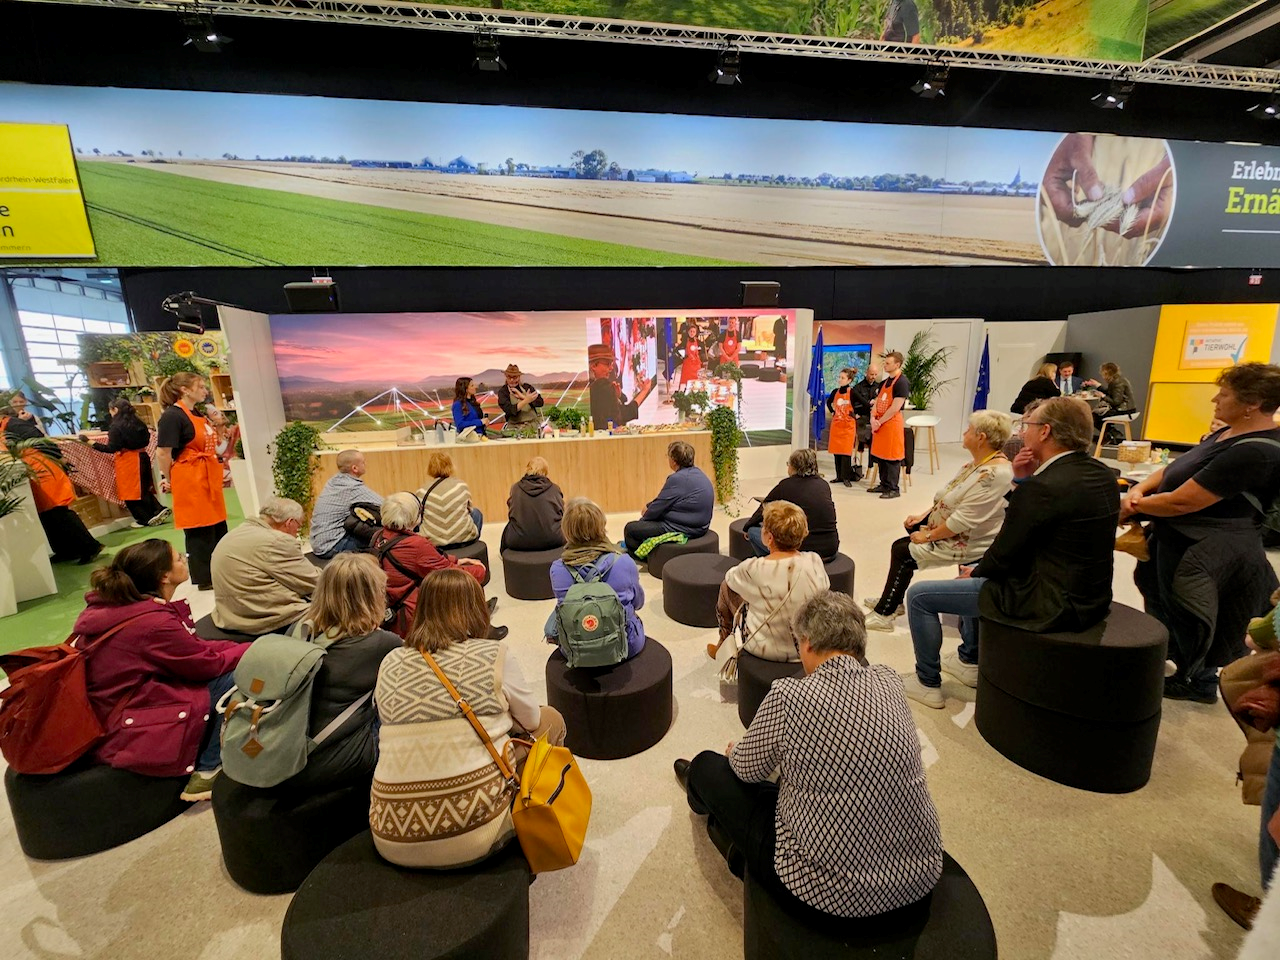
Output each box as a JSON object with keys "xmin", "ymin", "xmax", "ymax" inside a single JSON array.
[
  {"xmin": 284, "ymin": 281, "xmax": 342, "ymax": 313},
  {"xmin": 181, "ymin": 13, "xmax": 232, "ymax": 53},
  {"xmin": 709, "ymin": 48, "xmax": 742, "ymax": 86},
  {"xmin": 1248, "ymin": 92, "xmax": 1280, "ymax": 119},
  {"xmin": 740, "ymin": 281, "xmax": 781, "ymax": 307},
  {"xmin": 911, "ymin": 65, "xmax": 949, "ymax": 99},
  {"xmin": 473, "ymin": 31, "xmax": 506, "ymax": 72},
  {"xmin": 1092, "ymin": 79, "xmax": 1134, "ymax": 110}
]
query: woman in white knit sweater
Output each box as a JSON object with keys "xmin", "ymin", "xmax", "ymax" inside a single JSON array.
[
  {"xmin": 370, "ymin": 568, "xmax": 566, "ymax": 869},
  {"xmin": 710, "ymin": 501, "xmax": 830, "ymax": 663},
  {"xmin": 864, "ymin": 410, "xmax": 1014, "ymax": 632},
  {"xmin": 416, "ymin": 451, "xmax": 482, "ymax": 549}
]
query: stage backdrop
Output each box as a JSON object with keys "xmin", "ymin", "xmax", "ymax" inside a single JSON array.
[
  {"xmin": 269, "ymin": 309, "xmax": 797, "ymax": 445},
  {"xmin": 9, "ymin": 83, "xmax": 1280, "ymax": 269}
]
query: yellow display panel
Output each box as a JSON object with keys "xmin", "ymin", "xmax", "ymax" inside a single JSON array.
[
  {"xmin": 1150, "ymin": 303, "xmax": 1278, "ymax": 383},
  {"xmin": 1144, "ymin": 381, "xmax": 1220, "ymax": 446},
  {"xmin": 0, "ymin": 122, "xmax": 95, "ymax": 259}
]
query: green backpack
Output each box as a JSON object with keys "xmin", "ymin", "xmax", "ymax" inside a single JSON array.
[
  {"xmin": 555, "ymin": 556, "xmax": 629, "ymax": 669},
  {"xmin": 218, "ymin": 627, "xmax": 369, "ymax": 789}
]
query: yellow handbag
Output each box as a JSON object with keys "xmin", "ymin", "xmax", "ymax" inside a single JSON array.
[{"xmin": 422, "ymin": 651, "xmax": 591, "ymax": 874}]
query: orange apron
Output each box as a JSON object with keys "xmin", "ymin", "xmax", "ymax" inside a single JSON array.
[
  {"xmin": 0, "ymin": 418, "xmax": 75, "ymax": 513},
  {"xmin": 170, "ymin": 404, "xmax": 226, "ymax": 530},
  {"xmin": 870, "ymin": 375, "xmax": 906, "ymax": 462},
  {"xmin": 114, "ymin": 449, "xmax": 143, "ymax": 501},
  {"xmin": 827, "ymin": 388, "xmax": 856, "ymax": 456}
]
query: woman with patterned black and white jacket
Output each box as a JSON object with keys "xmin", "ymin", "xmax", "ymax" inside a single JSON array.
[
  {"xmin": 370, "ymin": 569, "xmax": 566, "ymax": 870},
  {"xmin": 416, "ymin": 450, "xmax": 482, "ymax": 550},
  {"xmin": 864, "ymin": 410, "xmax": 1014, "ymax": 633}
]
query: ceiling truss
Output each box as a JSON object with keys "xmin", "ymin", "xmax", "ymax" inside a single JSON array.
[{"xmin": 16, "ymin": 0, "xmax": 1280, "ymax": 93}]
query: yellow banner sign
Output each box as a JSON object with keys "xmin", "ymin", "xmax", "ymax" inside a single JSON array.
[{"xmin": 0, "ymin": 122, "xmax": 96, "ymax": 259}]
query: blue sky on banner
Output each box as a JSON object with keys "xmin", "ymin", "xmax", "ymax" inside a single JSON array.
[{"xmin": 2, "ymin": 83, "xmax": 1062, "ymax": 183}]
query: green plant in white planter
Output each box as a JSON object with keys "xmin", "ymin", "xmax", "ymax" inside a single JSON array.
[
  {"xmin": 0, "ymin": 439, "xmax": 49, "ymax": 617},
  {"xmin": 901, "ymin": 329, "xmax": 955, "ymax": 412}
]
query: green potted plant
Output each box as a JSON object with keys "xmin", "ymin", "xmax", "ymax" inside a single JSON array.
[
  {"xmin": 671, "ymin": 390, "xmax": 713, "ymax": 423},
  {"xmin": 545, "ymin": 405, "xmax": 585, "ymax": 433},
  {"xmin": 707, "ymin": 405, "xmax": 743, "ymax": 511},
  {"xmin": 269, "ymin": 422, "xmax": 326, "ymax": 533},
  {"xmin": 900, "ymin": 330, "xmax": 955, "ymax": 413}
]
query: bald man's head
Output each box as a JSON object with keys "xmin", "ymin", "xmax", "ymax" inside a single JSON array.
[{"xmin": 336, "ymin": 450, "xmax": 367, "ymax": 476}]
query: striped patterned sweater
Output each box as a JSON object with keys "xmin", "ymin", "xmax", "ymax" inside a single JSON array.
[{"xmin": 416, "ymin": 476, "xmax": 479, "ymax": 546}]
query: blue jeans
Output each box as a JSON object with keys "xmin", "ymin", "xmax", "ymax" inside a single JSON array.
[
  {"xmin": 1263, "ymin": 740, "xmax": 1280, "ymax": 890},
  {"xmin": 196, "ymin": 671, "xmax": 238, "ymax": 773},
  {"xmin": 472, "ymin": 508, "xmax": 484, "ymax": 536},
  {"xmin": 317, "ymin": 531, "xmax": 365, "ymax": 559},
  {"xmin": 745, "ymin": 525, "xmax": 769, "ymax": 557},
  {"xmin": 905, "ymin": 577, "xmax": 985, "ymax": 688}
]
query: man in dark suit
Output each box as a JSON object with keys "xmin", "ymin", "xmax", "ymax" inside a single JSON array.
[
  {"xmin": 1054, "ymin": 360, "xmax": 1083, "ymax": 397},
  {"xmin": 900, "ymin": 397, "xmax": 1120, "ymax": 709}
]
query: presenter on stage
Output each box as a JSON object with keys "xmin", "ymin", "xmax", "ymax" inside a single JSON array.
[
  {"xmin": 869, "ymin": 351, "xmax": 910, "ymax": 500},
  {"xmin": 588, "ymin": 344, "xmax": 641, "ymax": 429},
  {"xmin": 720, "ymin": 318, "xmax": 741, "ymax": 366},
  {"xmin": 452, "ymin": 377, "xmax": 488, "ymax": 437},
  {"xmin": 497, "ymin": 364, "xmax": 544, "ymax": 429},
  {"xmin": 156, "ymin": 373, "xmax": 228, "ymax": 591},
  {"xmin": 825, "ymin": 367, "xmax": 858, "ymax": 487}
]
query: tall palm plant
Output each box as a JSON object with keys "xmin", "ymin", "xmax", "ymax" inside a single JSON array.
[{"xmin": 901, "ymin": 329, "xmax": 954, "ymax": 412}]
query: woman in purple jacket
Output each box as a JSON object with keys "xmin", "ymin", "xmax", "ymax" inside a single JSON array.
[
  {"xmin": 76, "ymin": 539, "xmax": 246, "ymax": 801},
  {"xmin": 546, "ymin": 497, "xmax": 646, "ymax": 659}
]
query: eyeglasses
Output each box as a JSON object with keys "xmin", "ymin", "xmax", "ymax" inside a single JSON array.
[{"xmin": 1019, "ymin": 419, "xmax": 1049, "ymax": 431}]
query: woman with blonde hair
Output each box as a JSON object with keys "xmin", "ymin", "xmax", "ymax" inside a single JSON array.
[
  {"xmin": 546, "ymin": 497, "xmax": 646, "ymax": 658},
  {"xmin": 278, "ymin": 553, "xmax": 402, "ymax": 791},
  {"xmin": 370, "ymin": 569, "xmax": 567, "ymax": 869},
  {"xmin": 501, "ymin": 455, "xmax": 566, "ymax": 552},
  {"xmin": 710, "ymin": 500, "xmax": 829, "ymax": 664},
  {"xmin": 155, "ymin": 372, "xmax": 227, "ymax": 589},
  {"xmin": 416, "ymin": 451, "xmax": 481, "ymax": 549},
  {"xmin": 1011, "ymin": 362, "xmax": 1061, "ymax": 416}
]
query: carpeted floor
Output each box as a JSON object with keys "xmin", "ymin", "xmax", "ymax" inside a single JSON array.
[{"xmin": 0, "ymin": 448, "xmax": 1269, "ymax": 959}]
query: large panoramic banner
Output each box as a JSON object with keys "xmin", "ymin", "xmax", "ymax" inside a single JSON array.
[
  {"xmin": 6, "ymin": 82, "xmax": 1280, "ymax": 268},
  {"xmin": 1143, "ymin": 0, "xmax": 1257, "ymax": 59}
]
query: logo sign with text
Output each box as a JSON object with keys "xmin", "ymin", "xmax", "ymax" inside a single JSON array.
[
  {"xmin": 0, "ymin": 122, "xmax": 95, "ymax": 259},
  {"xmin": 1181, "ymin": 321, "xmax": 1249, "ymax": 369}
]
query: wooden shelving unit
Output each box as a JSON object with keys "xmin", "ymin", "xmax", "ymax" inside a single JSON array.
[{"xmin": 208, "ymin": 372, "xmax": 236, "ymax": 411}]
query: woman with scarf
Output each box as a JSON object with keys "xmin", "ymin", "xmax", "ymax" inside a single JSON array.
[{"xmin": 544, "ymin": 497, "xmax": 646, "ymax": 659}]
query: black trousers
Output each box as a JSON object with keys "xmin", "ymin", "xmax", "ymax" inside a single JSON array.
[
  {"xmin": 185, "ymin": 521, "xmax": 228, "ymax": 587},
  {"xmin": 875, "ymin": 527, "xmax": 922, "ymax": 616},
  {"xmin": 875, "ymin": 458, "xmax": 903, "ymax": 493},
  {"xmin": 623, "ymin": 519, "xmax": 672, "ymax": 555},
  {"xmin": 684, "ymin": 751, "xmax": 932, "ymax": 932},
  {"xmin": 40, "ymin": 506, "xmax": 102, "ymax": 563},
  {"xmin": 833, "ymin": 454, "xmax": 858, "ymax": 482},
  {"xmin": 124, "ymin": 451, "xmax": 165, "ymax": 525}
]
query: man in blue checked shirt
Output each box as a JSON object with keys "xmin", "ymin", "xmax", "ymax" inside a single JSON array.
[{"xmin": 310, "ymin": 450, "xmax": 384, "ymax": 558}]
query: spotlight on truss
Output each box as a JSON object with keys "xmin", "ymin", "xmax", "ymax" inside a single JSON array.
[
  {"xmin": 1248, "ymin": 91, "xmax": 1280, "ymax": 119},
  {"xmin": 911, "ymin": 65, "xmax": 949, "ymax": 99},
  {"xmin": 709, "ymin": 48, "xmax": 742, "ymax": 86},
  {"xmin": 181, "ymin": 13, "xmax": 232, "ymax": 53},
  {"xmin": 473, "ymin": 31, "xmax": 506, "ymax": 72},
  {"xmin": 1092, "ymin": 78, "xmax": 1135, "ymax": 110}
]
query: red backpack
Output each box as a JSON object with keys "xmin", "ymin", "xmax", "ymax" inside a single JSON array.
[{"xmin": 0, "ymin": 615, "xmax": 149, "ymax": 775}]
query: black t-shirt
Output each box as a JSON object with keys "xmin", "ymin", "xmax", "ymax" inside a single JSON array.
[
  {"xmin": 156, "ymin": 405, "xmax": 195, "ymax": 458},
  {"xmin": 1157, "ymin": 427, "xmax": 1280, "ymax": 522},
  {"xmin": 889, "ymin": 374, "xmax": 911, "ymax": 405},
  {"xmin": 883, "ymin": 0, "xmax": 920, "ymax": 41}
]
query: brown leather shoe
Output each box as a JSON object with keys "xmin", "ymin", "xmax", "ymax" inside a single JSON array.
[{"xmin": 1212, "ymin": 882, "xmax": 1260, "ymax": 930}]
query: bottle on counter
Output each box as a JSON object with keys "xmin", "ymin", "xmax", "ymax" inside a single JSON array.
[
  {"xmin": 587, "ymin": 416, "xmax": 595, "ymax": 436},
  {"xmin": 607, "ymin": 420, "xmax": 615, "ymax": 432}
]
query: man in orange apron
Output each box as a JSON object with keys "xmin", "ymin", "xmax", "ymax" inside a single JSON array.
[
  {"xmin": 156, "ymin": 375, "xmax": 228, "ymax": 590},
  {"xmin": 869, "ymin": 350, "xmax": 911, "ymax": 500},
  {"xmin": 825, "ymin": 368, "xmax": 858, "ymax": 487}
]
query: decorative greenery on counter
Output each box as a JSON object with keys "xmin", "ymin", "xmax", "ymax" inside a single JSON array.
[
  {"xmin": 545, "ymin": 405, "xmax": 586, "ymax": 431},
  {"xmin": 270, "ymin": 421, "xmax": 326, "ymax": 532},
  {"xmin": 902, "ymin": 329, "xmax": 954, "ymax": 412},
  {"xmin": 707, "ymin": 405, "xmax": 743, "ymax": 511},
  {"xmin": 672, "ymin": 389, "xmax": 713, "ymax": 422}
]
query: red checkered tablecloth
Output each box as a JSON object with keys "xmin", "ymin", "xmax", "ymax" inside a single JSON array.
[{"xmin": 57, "ymin": 434, "xmax": 160, "ymax": 505}]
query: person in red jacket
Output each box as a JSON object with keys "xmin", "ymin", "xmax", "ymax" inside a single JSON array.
[
  {"xmin": 75, "ymin": 539, "xmax": 246, "ymax": 801},
  {"xmin": 369, "ymin": 492, "xmax": 502, "ymax": 639}
]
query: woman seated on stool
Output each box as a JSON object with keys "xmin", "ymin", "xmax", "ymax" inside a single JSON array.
[
  {"xmin": 416, "ymin": 451, "xmax": 482, "ymax": 550},
  {"xmin": 544, "ymin": 497, "xmax": 646, "ymax": 659},
  {"xmin": 710, "ymin": 501, "xmax": 829, "ymax": 665},
  {"xmin": 276, "ymin": 553, "xmax": 402, "ymax": 792},
  {"xmin": 864, "ymin": 410, "xmax": 1014, "ymax": 633},
  {"xmin": 740, "ymin": 448, "xmax": 839, "ymax": 561},
  {"xmin": 369, "ymin": 492, "xmax": 498, "ymax": 639},
  {"xmin": 501, "ymin": 456, "xmax": 566, "ymax": 552},
  {"xmin": 75, "ymin": 539, "xmax": 246, "ymax": 802},
  {"xmin": 451, "ymin": 376, "xmax": 487, "ymax": 438},
  {"xmin": 370, "ymin": 569, "xmax": 568, "ymax": 870},
  {"xmin": 1084, "ymin": 361, "xmax": 1137, "ymax": 441},
  {"xmin": 1010, "ymin": 362, "xmax": 1060, "ymax": 415},
  {"xmin": 676, "ymin": 592, "xmax": 943, "ymax": 925}
]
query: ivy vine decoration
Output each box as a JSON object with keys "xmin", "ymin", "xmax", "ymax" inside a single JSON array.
[
  {"xmin": 269, "ymin": 421, "xmax": 327, "ymax": 533},
  {"xmin": 707, "ymin": 405, "xmax": 743, "ymax": 513}
]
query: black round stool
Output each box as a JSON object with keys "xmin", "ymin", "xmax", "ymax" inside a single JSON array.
[
  {"xmin": 646, "ymin": 530, "xmax": 720, "ymax": 579},
  {"xmin": 212, "ymin": 773, "xmax": 373, "ymax": 894},
  {"xmin": 5, "ymin": 762, "xmax": 189, "ymax": 860},
  {"xmin": 501, "ymin": 546, "xmax": 563, "ymax": 600},
  {"xmin": 728, "ymin": 518, "xmax": 755, "ymax": 562},
  {"xmin": 737, "ymin": 651, "xmax": 804, "ymax": 727},
  {"xmin": 281, "ymin": 832, "xmax": 531, "ymax": 960},
  {"xmin": 545, "ymin": 639, "xmax": 673, "ymax": 760},
  {"xmin": 663, "ymin": 555, "xmax": 738, "ymax": 627},
  {"xmin": 740, "ymin": 363, "xmax": 762, "ymax": 378},
  {"xmin": 743, "ymin": 853, "xmax": 996, "ymax": 959},
  {"xmin": 758, "ymin": 367, "xmax": 782, "ymax": 383},
  {"xmin": 195, "ymin": 614, "xmax": 258, "ymax": 642},
  {"xmin": 976, "ymin": 602, "xmax": 1168, "ymax": 793},
  {"xmin": 823, "ymin": 553, "xmax": 856, "ymax": 597},
  {"xmin": 447, "ymin": 540, "xmax": 491, "ymax": 586}
]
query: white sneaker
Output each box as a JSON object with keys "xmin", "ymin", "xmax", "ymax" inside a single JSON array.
[
  {"xmin": 899, "ymin": 672, "xmax": 944, "ymax": 709},
  {"xmin": 863, "ymin": 598, "xmax": 905, "ymax": 617},
  {"xmin": 864, "ymin": 612, "xmax": 897, "ymax": 632},
  {"xmin": 941, "ymin": 652, "xmax": 979, "ymax": 688}
]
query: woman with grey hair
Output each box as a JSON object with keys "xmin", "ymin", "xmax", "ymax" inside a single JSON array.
[
  {"xmin": 369, "ymin": 491, "xmax": 499, "ymax": 639},
  {"xmin": 740, "ymin": 447, "xmax": 840, "ymax": 560},
  {"xmin": 675, "ymin": 591, "xmax": 943, "ymax": 924},
  {"xmin": 864, "ymin": 410, "xmax": 1014, "ymax": 632}
]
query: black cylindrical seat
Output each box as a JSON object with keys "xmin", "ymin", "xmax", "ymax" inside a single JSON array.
[
  {"xmin": 447, "ymin": 539, "xmax": 491, "ymax": 586},
  {"xmin": 646, "ymin": 530, "xmax": 720, "ymax": 579},
  {"xmin": 663, "ymin": 554, "xmax": 738, "ymax": 627},
  {"xmin": 823, "ymin": 553, "xmax": 855, "ymax": 597},
  {"xmin": 737, "ymin": 651, "xmax": 804, "ymax": 727},
  {"xmin": 501, "ymin": 546, "xmax": 563, "ymax": 600}
]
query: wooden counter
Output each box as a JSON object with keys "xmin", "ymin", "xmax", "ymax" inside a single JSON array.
[{"xmin": 312, "ymin": 430, "xmax": 713, "ymax": 517}]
